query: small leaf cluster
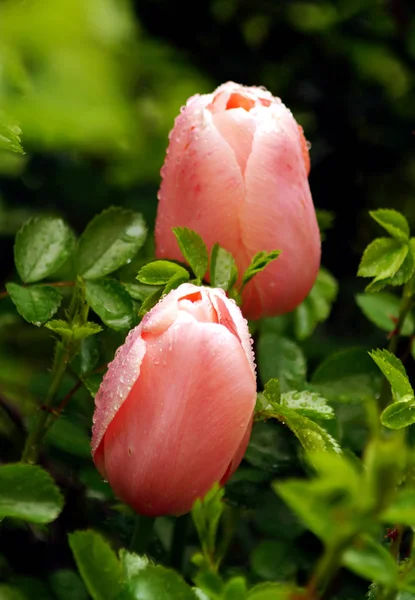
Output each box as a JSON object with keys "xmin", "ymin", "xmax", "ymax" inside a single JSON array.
[
  {"xmin": 136, "ymin": 227, "xmax": 281, "ymax": 314},
  {"xmin": 358, "ymin": 209, "xmax": 415, "ymax": 293}
]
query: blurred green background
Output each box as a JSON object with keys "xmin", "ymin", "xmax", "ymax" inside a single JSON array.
[{"xmin": 0, "ymin": 0, "xmax": 414, "ymax": 359}]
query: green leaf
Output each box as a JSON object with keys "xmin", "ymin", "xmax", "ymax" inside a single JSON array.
[
  {"xmin": 358, "ymin": 237, "xmax": 408, "ymax": 279},
  {"xmin": 251, "ymin": 540, "xmax": 296, "ymax": 581},
  {"xmin": 119, "ymin": 550, "xmax": 149, "ymax": 581},
  {"xmin": 0, "ymin": 115, "xmax": 24, "ymax": 154},
  {"xmin": 369, "ymin": 349, "xmax": 413, "ymax": 401},
  {"xmin": 0, "ymin": 585, "xmax": 26, "ymax": 600},
  {"xmin": 122, "ymin": 282, "xmax": 158, "ymax": 301},
  {"xmin": 49, "ymin": 570, "xmax": 89, "ymax": 600},
  {"xmin": 245, "ymin": 422, "xmax": 297, "ymax": 474},
  {"xmin": 356, "ymin": 292, "xmax": 414, "ymax": 335},
  {"xmin": 311, "ymin": 348, "xmax": 382, "ymax": 403},
  {"xmin": 71, "ymin": 337, "xmax": 99, "ymax": 377},
  {"xmin": 77, "ymin": 207, "xmax": 147, "ymax": 279},
  {"xmin": 293, "ymin": 267, "xmax": 338, "ymax": 340},
  {"xmin": 342, "ymin": 535, "xmax": 398, "ymax": 586},
  {"xmin": 173, "ymin": 227, "xmax": 209, "ymax": 282},
  {"xmin": 210, "ymin": 244, "xmax": 238, "ymax": 292},
  {"xmin": 137, "ymin": 260, "xmax": 189, "ymax": 285},
  {"xmin": 370, "ymin": 209, "xmax": 410, "ymax": 242},
  {"xmin": 274, "ymin": 405, "xmax": 341, "ymax": 455},
  {"xmin": 193, "ymin": 571, "xmax": 223, "ymax": 598},
  {"xmin": 241, "ymin": 250, "xmax": 281, "ymax": 288},
  {"xmin": 381, "ymin": 489, "xmax": 415, "ymax": 525},
  {"xmin": 247, "ymin": 583, "xmax": 305, "ymax": 600},
  {"xmin": 82, "ymin": 373, "xmax": 104, "ymax": 398},
  {"xmin": 275, "ymin": 453, "xmax": 361, "ymax": 542},
  {"xmin": 163, "ymin": 273, "xmax": 190, "ymax": 294},
  {"xmin": 191, "ymin": 484, "xmax": 224, "ymax": 564},
  {"xmin": 46, "ymin": 418, "xmax": 91, "ymax": 458},
  {"xmin": 280, "ymin": 391, "xmax": 334, "ymax": 420},
  {"xmin": 85, "ymin": 278, "xmax": 135, "ymax": 331},
  {"xmin": 6, "ymin": 283, "xmax": 62, "ymax": 326},
  {"xmin": 381, "ymin": 398, "xmax": 415, "ymax": 429},
  {"xmin": 14, "ymin": 216, "xmax": 75, "ymax": 283},
  {"xmin": 257, "ymin": 334, "xmax": 306, "ymax": 392},
  {"xmin": 365, "ymin": 240, "xmax": 415, "ymax": 292},
  {"xmin": 118, "ymin": 566, "xmax": 197, "ymax": 599},
  {"xmin": 0, "ymin": 463, "xmax": 63, "ymax": 524},
  {"xmin": 263, "ymin": 378, "xmax": 281, "ymax": 408},
  {"xmin": 222, "ymin": 577, "xmax": 247, "ymax": 600},
  {"xmin": 137, "ymin": 287, "xmax": 164, "ymax": 318},
  {"xmin": 45, "ymin": 319, "xmax": 102, "ymax": 340},
  {"xmin": 68, "ymin": 530, "xmax": 122, "ymax": 600}
]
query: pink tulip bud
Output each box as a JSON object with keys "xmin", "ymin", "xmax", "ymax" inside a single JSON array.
[
  {"xmin": 155, "ymin": 82, "xmax": 321, "ymax": 320},
  {"xmin": 91, "ymin": 283, "xmax": 256, "ymax": 516}
]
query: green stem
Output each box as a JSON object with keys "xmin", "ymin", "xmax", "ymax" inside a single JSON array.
[
  {"xmin": 21, "ymin": 341, "xmax": 72, "ymax": 463},
  {"xmin": 306, "ymin": 539, "xmax": 351, "ymax": 599},
  {"xmin": 21, "ymin": 281, "xmax": 82, "ymax": 464},
  {"xmin": 129, "ymin": 515, "xmax": 155, "ymax": 555},
  {"xmin": 378, "ymin": 290, "xmax": 414, "ymax": 410},
  {"xmin": 170, "ymin": 514, "xmax": 189, "ymax": 573}
]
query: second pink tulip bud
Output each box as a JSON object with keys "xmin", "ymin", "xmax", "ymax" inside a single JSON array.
[{"xmin": 155, "ymin": 81, "xmax": 321, "ymax": 320}]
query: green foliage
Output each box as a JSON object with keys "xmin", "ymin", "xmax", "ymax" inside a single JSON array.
[
  {"xmin": 381, "ymin": 399, "xmax": 415, "ymax": 429},
  {"xmin": 84, "ymin": 278, "xmax": 136, "ymax": 331},
  {"xmin": 173, "ymin": 227, "xmax": 209, "ymax": 282},
  {"xmin": 257, "ymin": 378, "xmax": 340, "ymax": 457},
  {"xmin": 358, "ymin": 209, "xmax": 415, "ymax": 292},
  {"xmin": 0, "ymin": 114, "xmax": 24, "ymax": 155},
  {"xmin": 191, "ymin": 484, "xmax": 225, "ymax": 570},
  {"xmin": 342, "ymin": 535, "xmax": 398, "ymax": 586},
  {"xmin": 210, "ymin": 244, "xmax": 238, "ymax": 292},
  {"xmin": 257, "ymin": 334, "xmax": 306, "ymax": 392},
  {"xmin": 293, "ymin": 267, "xmax": 338, "ymax": 340},
  {"xmin": 280, "ymin": 390, "xmax": 334, "ymax": 420},
  {"xmin": 118, "ymin": 565, "xmax": 197, "ymax": 599},
  {"xmin": 356, "ymin": 292, "xmax": 414, "ymax": 335},
  {"xmin": 370, "ymin": 209, "xmax": 410, "ymax": 242},
  {"xmin": 6, "ymin": 283, "xmax": 62, "ymax": 326},
  {"xmin": 45, "ymin": 319, "xmax": 102, "ymax": 341},
  {"xmin": 370, "ymin": 349, "xmax": 413, "ymax": 401},
  {"xmin": 0, "ymin": 463, "xmax": 63, "ymax": 523},
  {"xmin": 48, "ymin": 570, "xmax": 89, "ymax": 600},
  {"xmin": 275, "ymin": 453, "xmax": 362, "ymax": 543},
  {"xmin": 68, "ymin": 530, "xmax": 123, "ymax": 600},
  {"xmin": 311, "ymin": 347, "xmax": 381, "ymax": 403},
  {"xmin": 381, "ymin": 489, "xmax": 415, "ymax": 526},
  {"xmin": 137, "ymin": 260, "xmax": 189, "ymax": 285},
  {"xmin": 241, "ymin": 250, "xmax": 281, "ymax": 288},
  {"xmin": 358, "ymin": 238, "xmax": 408, "ymax": 280},
  {"xmin": 14, "ymin": 216, "xmax": 75, "ymax": 283},
  {"xmin": 77, "ymin": 207, "xmax": 147, "ymax": 279}
]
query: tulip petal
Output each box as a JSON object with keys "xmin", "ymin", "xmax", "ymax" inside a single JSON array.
[
  {"xmin": 155, "ymin": 95, "xmax": 249, "ymax": 271},
  {"xmin": 212, "ymin": 108, "xmax": 256, "ymax": 175},
  {"xmin": 220, "ymin": 414, "xmax": 254, "ymax": 485},
  {"xmin": 209, "ymin": 288, "xmax": 255, "ymax": 377},
  {"xmin": 101, "ymin": 319, "xmax": 256, "ymax": 516},
  {"xmin": 91, "ymin": 329, "xmax": 147, "ymax": 458},
  {"xmin": 242, "ymin": 102, "xmax": 321, "ymax": 318}
]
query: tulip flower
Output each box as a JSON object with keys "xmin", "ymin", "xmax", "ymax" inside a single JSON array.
[
  {"xmin": 155, "ymin": 81, "xmax": 321, "ymax": 320},
  {"xmin": 91, "ymin": 283, "xmax": 256, "ymax": 517}
]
